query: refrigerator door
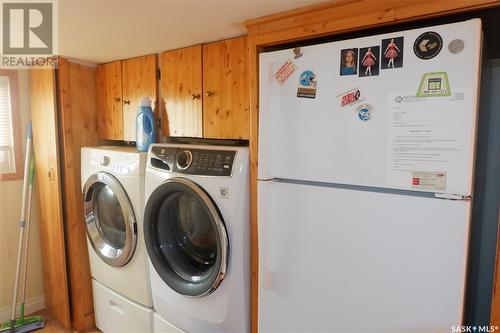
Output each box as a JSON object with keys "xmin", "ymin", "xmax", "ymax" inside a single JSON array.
[
  {"xmin": 259, "ymin": 19, "xmax": 481, "ymax": 196},
  {"xmin": 258, "ymin": 181, "xmax": 471, "ymax": 332}
]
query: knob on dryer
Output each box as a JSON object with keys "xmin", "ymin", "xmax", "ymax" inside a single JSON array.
[
  {"xmin": 176, "ymin": 150, "xmax": 193, "ymax": 170},
  {"xmin": 100, "ymin": 156, "xmax": 110, "ymax": 166}
]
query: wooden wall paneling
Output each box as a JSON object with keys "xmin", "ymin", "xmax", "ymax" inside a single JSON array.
[
  {"xmin": 202, "ymin": 36, "xmax": 250, "ymax": 140},
  {"xmin": 96, "ymin": 61, "xmax": 123, "ymax": 140},
  {"xmin": 160, "ymin": 45, "xmax": 203, "ymax": 137},
  {"xmin": 30, "ymin": 69, "xmax": 71, "ymax": 329},
  {"xmin": 244, "ymin": 1, "xmax": 500, "ymax": 332},
  {"xmin": 121, "ymin": 54, "xmax": 158, "ymax": 141},
  {"xmin": 57, "ymin": 58, "xmax": 97, "ymax": 332}
]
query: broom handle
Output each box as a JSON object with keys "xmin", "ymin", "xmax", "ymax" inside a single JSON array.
[
  {"xmin": 19, "ymin": 157, "xmax": 35, "ymax": 321},
  {"xmin": 10, "ymin": 123, "xmax": 33, "ymax": 323}
]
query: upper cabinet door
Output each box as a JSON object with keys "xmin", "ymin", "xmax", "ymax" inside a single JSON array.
[
  {"xmin": 202, "ymin": 36, "xmax": 249, "ymax": 140},
  {"xmin": 122, "ymin": 54, "xmax": 158, "ymax": 141},
  {"xmin": 96, "ymin": 61, "xmax": 123, "ymax": 140},
  {"xmin": 161, "ymin": 45, "xmax": 203, "ymax": 137}
]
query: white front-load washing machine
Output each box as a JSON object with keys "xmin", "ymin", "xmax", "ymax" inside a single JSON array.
[
  {"xmin": 144, "ymin": 142, "xmax": 250, "ymax": 333},
  {"xmin": 81, "ymin": 146, "xmax": 153, "ymax": 333}
]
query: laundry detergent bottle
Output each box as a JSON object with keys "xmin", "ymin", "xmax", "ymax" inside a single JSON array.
[{"xmin": 136, "ymin": 97, "xmax": 155, "ymax": 152}]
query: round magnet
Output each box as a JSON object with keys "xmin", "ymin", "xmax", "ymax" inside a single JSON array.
[
  {"xmin": 413, "ymin": 31, "xmax": 443, "ymax": 60},
  {"xmin": 448, "ymin": 39, "xmax": 465, "ymax": 54},
  {"xmin": 299, "ymin": 70, "xmax": 316, "ymax": 87},
  {"xmin": 357, "ymin": 104, "xmax": 373, "ymax": 121}
]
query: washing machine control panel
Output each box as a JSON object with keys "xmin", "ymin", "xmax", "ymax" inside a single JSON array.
[{"xmin": 150, "ymin": 146, "xmax": 236, "ymax": 176}]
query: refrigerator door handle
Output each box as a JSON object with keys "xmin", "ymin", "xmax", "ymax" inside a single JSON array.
[{"xmin": 435, "ymin": 193, "xmax": 472, "ymax": 200}]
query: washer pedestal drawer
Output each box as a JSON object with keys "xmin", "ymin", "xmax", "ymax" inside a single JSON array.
[
  {"xmin": 153, "ymin": 313, "xmax": 185, "ymax": 333},
  {"xmin": 93, "ymin": 279, "xmax": 153, "ymax": 333}
]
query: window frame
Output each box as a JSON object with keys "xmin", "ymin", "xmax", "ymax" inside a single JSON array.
[{"xmin": 0, "ymin": 70, "xmax": 22, "ymax": 181}]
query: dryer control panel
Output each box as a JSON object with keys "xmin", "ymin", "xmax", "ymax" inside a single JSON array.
[{"xmin": 150, "ymin": 146, "xmax": 236, "ymax": 177}]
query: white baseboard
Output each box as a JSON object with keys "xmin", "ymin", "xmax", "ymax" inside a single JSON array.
[{"xmin": 0, "ymin": 295, "xmax": 45, "ymax": 323}]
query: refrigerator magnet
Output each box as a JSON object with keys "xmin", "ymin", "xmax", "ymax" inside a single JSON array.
[
  {"xmin": 297, "ymin": 70, "xmax": 317, "ymax": 99},
  {"xmin": 337, "ymin": 87, "xmax": 365, "ymax": 108},
  {"xmin": 448, "ymin": 39, "xmax": 465, "ymax": 54},
  {"xmin": 381, "ymin": 37, "xmax": 404, "ymax": 69},
  {"xmin": 416, "ymin": 72, "xmax": 451, "ymax": 97},
  {"xmin": 340, "ymin": 48, "xmax": 358, "ymax": 76},
  {"xmin": 293, "ymin": 47, "xmax": 303, "ymax": 59},
  {"xmin": 413, "ymin": 31, "xmax": 443, "ymax": 60},
  {"xmin": 411, "ymin": 171, "xmax": 446, "ymax": 190},
  {"xmin": 359, "ymin": 46, "xmax": 380, "ymax": 77},
  {"xmin": 356, "ymin": 104, "xmax": 373, "ymax": 121},
  {"xmin": 274, "ymin": 59, "xmax": 297, "ymax": 85}
]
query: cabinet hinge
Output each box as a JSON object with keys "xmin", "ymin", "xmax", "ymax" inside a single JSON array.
[{"xmin": 156, "ymin": 68, "xmax": 161, "ymax": 80}]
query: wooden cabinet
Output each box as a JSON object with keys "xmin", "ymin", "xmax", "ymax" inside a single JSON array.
[
  {"xmin": 160, "ymin": 45, "xmax": 203, "ymax": 137},
  {"xmin": 202, "ymin": 37, "xmax": 249, "ymax": 140},
  {"xmin": 30, "ymin": 59, "xmax": 99, "ymax": 332},
  {"xmin": 30, "ymin": 69, "xmax": 71, "ymax": 329},
  {"xmin": 122, "ymin": 55, "xmax": 158, "ymax": 140},
  {"xmin": 161, "ymin": 36, "xmax": 249, "ymax": 140},
  {"xmin": 96, "ymin": 61, "xmax": 122, "ymax": 140},
  {"xmin": 96, "ymin": 54, "xmax": 158, "ymax": 141}
]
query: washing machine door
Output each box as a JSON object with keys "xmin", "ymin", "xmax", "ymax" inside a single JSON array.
[
  {"xmin": 144, "ymin": 178, "xmax": 228, "ymax": 297},
  {"xmin": 83, "ymin": 172, "xmax": 137, "ymax": 267}
]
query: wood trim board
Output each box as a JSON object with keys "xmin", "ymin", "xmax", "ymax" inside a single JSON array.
[
  {"xmin": 57, "ymin": 58, "xmax": 98, "ymax": 332},
  {"xmin": 490, "ymin": 208, "xmax": 500, "ymax": 326}
]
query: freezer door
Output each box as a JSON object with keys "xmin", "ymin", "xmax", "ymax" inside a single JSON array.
[
  {"xmin": 259, "ymin": 19, "xmax": 481, "ymax": 196},
  {"xmin": 258, "ymin": 181, "xmax": 471, "ymax": 332}
]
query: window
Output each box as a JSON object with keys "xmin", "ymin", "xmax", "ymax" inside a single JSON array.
[{"xmin": 0, "ymin": 70, "xmax": 21, "ymax": 181}]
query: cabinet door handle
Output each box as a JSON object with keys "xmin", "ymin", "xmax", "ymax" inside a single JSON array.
[
  {"xmin": 47, "ymin": 167, "xmax": 55, "ymax": 182},
  {"xmin": 205, "ymin": 91, "xmax": 214, "ymax": 97},
  {"xmin": 123, "ymin": 99, "xmax": 130, "ymax": 105},
  {"xmin": 114, "ymin": 97, "xmax": 121, "ymax": 102},
  {"xmin": 191, "ymin": 94, "xmax": 201, "ymax": 100}
]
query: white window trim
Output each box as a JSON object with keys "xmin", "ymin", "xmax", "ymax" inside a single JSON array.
[{"xmin": 0, "ymin": 70, "xmax": 22, "ymax": 181}]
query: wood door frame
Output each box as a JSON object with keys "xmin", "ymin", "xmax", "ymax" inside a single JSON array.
[
  {"xmin": 244, "ymin": 1, "xmax": 500, "ymax": 332},
  {"xmin": 57, "ymin": 58, "xmax": 98, "ymax": 332},
  {"xmin": 491, "ymin": 208, "xmax": 500, "ymax": 325}
]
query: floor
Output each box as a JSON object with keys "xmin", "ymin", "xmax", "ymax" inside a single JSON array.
[
  {"xmin": 31, "ymin": 310, "xmax": 100, "ymax": 333},
  {"xmin": 38, "ymin": 312, "xmax": 71, "ymax": 333}
]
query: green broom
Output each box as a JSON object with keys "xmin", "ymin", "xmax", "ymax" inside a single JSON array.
[{"xmin": 0, "ymin": 123, "xmax": 45, "ymax": 333}]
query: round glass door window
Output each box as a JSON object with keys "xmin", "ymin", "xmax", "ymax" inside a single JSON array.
[
  {"xmin": 83, "ymin": 172, "xmax": 137, "ymax": 267},
  {"xmin": 144, "ymin": 178, "xmax": 228, "ymax": 297}
]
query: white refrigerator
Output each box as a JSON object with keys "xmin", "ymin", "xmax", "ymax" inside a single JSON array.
[{"xmin": 258, "ymin": 19, "xmax": 482, "ymax": 332}]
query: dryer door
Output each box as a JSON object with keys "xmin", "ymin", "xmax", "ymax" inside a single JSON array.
[
  {"xmin": 83, "ymin": 172, "xmax": 137, "ymax": 267},
  {"xmin": 144, "ymin": 178, "xmax": 228, "ymax": 297}
]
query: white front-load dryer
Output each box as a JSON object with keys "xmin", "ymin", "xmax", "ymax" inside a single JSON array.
[
  {"xmin": 81, "ymin": 146, "xmax": 153, "ymax": 333},
  {"xmin": 144, "ymin": 143, "xmax": 250, "ymax": 333}
]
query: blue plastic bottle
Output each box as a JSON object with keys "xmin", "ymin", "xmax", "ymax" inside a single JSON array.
[{"xmin": 136, "ymin": 97, "xmax": 155, "ymax": 152}]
